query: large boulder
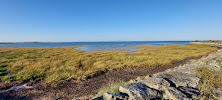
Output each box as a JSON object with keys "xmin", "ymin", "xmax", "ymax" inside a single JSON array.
[
  {"xmin": 119, "ymin": 83, "xmax": 162, "ymax": 100},
  {"xmin": 141, "ymin": 76, "xmax": 201, "ymax": 100},
  {"xmin": 140, "ymin": 77, "xmax": 171, "ymax": 90},
  {"xmin": 154, "ymin": 72, "xmax": 200, "ymax": 87},
  {"xmin": 163, "ymin": 86, "xmax": 201, "ymax": 100}
]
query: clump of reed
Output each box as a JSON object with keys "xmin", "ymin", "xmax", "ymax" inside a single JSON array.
[{"xmin": 0, "ymin": 45, "xmax": 217, "ymax": 86}]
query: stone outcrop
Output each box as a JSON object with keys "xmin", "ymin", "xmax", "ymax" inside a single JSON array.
[
  {"xmin": 119, "ymin": 83, "xmax": 162, "ymax": 100},
  {"xmin": 154, "ymin": 72, "xmax": 200, "ymax": 87},
  {"xmin": 163, "ymin": 86, "xmax": 200, "ymax": 100},
  {"xmin": 189, "ymin": 42, "xmax": 222, "ymax": 47},
  {"xmin": 95, "ymin": 49, "xmax": 222, "ymax": 100}
]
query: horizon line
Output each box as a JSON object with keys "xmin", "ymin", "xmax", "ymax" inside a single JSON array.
[{"xmin": 1, "ymin": 40, "xmax": 221, "ymax": 43}]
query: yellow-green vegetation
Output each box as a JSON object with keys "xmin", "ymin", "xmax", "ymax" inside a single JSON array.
[
  {"xmin": 96, "ymin": 81, "xmax": 130, "ymax": 97},
  {"xmin": 193, "ymin": 40, "xmax": 221, "ymax": 42},
  {"xmin": 202, "ymin": 40, "xmax": 221, "ymax": 42},
  {"xmin": 196, "ymin": 60, "xmax": 222, "ymax": 99},
  {"xmin": 0, "ymin": 45, "xmax": 217, "ymax": 86}
]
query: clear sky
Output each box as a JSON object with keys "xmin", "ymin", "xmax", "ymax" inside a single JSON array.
[{"xmin": 0, "ymin": 0, "xmax": 222, "ymax": 42}]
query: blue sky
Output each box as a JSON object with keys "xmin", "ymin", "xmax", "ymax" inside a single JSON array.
[{"xmin": 0, "ymin": 0, "xmax": 222, "ymax": 42}]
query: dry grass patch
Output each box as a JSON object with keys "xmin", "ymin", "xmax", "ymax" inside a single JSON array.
[
  {"xmin": 0, "ymin": 45, "xmax": 217, "ymax": 86},
  {"xmin": 195, "ymin": 60, "xmax": 222, "ymax": 99}
]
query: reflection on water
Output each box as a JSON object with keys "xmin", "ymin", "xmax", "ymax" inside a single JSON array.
[
  {"xmin": 0, "ymin": 41, "xmax": 190, "ymax": 52},
  {"xmin": 76, "ymin": 41, "xmax": 190, "ymax": 52},
  {"xmin": 77, "ymin": 45, "xmax": 138, "ymax": 53}
]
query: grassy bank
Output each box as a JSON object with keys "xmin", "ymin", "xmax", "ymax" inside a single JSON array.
[
  {"xmin": 196, "ymin": 58, "xmax": 222, "ymax": 99},
  {"xmin": 0, "ymin": 45, "xmax": 217, "ymax": 86}
]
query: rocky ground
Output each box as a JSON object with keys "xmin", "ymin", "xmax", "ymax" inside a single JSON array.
[{"xmin": 94, "ymin": 49, "xmax": 222, "ymax": 100}]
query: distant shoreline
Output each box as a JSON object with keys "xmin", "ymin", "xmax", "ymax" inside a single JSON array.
[
  {"xmin": 1, "ymin": 40, "xmax": 221, "ymax": 44},
  {"xmin": 0, "ymin": 42, "xmax": 46, "ymax": 44},
  {"xmin": 0, "ymin": 41, "xmax": 191, "ymax": 44}
]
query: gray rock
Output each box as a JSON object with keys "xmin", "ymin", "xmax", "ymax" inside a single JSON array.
[
  {"xmin": 140, "ymin": 77, "xmax": 171, "ymax": 90},
  {"xmin": 163, "ymin": 86, "xmax": 189, "ymax": 100},
  {"xmin": 155, "ymin": 72, "xmax": 200, "ymax": 87},
  {"xmin": 92, "ymin": 49, "xmax": 222, "ymax": 100},
  {"xmin": 163, "ymin": 86, "xmax": 200, "ymax": 100},
  {"xmin": 177, "ymin": 86, "xmax": 201, "ymax": 99},
  {"xmin": 102, "ymin": 92, "xmax": 128, "ymax": 100},
  {"xmin": 119, "ymin": 83, "xmax": 162, "ymax": 100},
  {"xmin": 93, "ymin": 96, "xmax": 103, "ymax": 100}
]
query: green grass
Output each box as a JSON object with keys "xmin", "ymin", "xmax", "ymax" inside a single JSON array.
[
  {"xmin": 0, "ymin": 45, "xmax": 217, "ymax": 86},
  {"xmin": 0, "ymin": 63, "xmax": 9, "ymax": 79}
]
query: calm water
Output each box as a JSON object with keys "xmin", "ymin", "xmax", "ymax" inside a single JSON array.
[{"xmin": 0, "ymin": 41, "xmax": 190, "ymax": 52}]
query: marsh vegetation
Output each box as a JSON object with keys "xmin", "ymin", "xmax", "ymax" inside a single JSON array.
[
  {"xmin": 196, "ymin": 58, "xmax": 222, "ymax": 99},
  {"xmin": 0, "ymin": 45, "xmax": 217, "ymax": 86},
  {"xmin": 193, "ymin": 40, "xmax": 221, "ymax": 42}
]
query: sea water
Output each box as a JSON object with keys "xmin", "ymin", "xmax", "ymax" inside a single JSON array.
[{"xmin": 0, "ymin": 41, "xmax": 190, "ymax": 52}]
